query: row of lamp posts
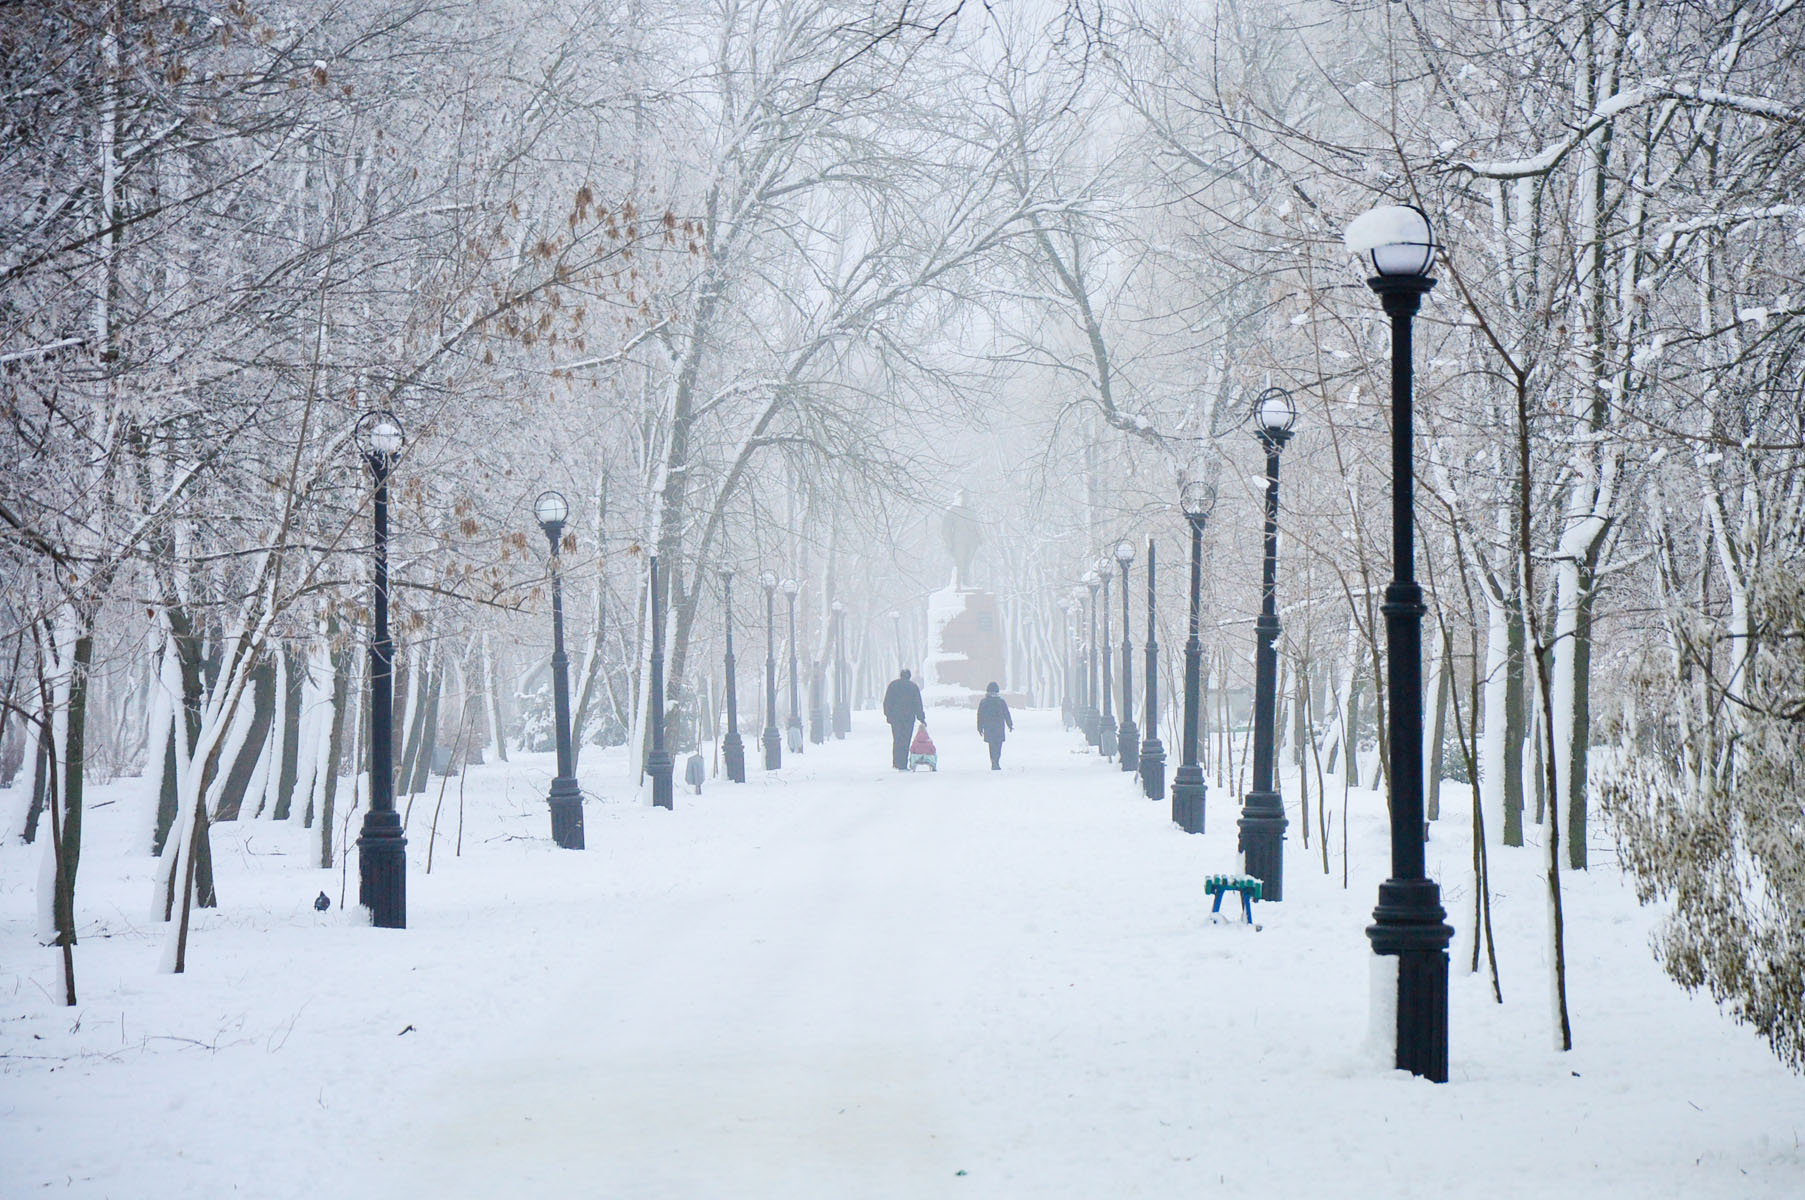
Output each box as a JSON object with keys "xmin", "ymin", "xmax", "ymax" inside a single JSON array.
[
  {"xmin": 754, "ymin": 575, "xmax": 852, "ymax": 769},
  {"xmin": 1058, "ymin": 203, "xmax": 1451, "ymax": 1080},
  {"xmin": 350, "ymin": 201, "xmax": 1448, "ymax": 1083}
]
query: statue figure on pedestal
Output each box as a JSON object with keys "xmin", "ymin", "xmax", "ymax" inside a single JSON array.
[{"xmin": 941, "ymin": 491, "xmax": 981, "ymax": 588}]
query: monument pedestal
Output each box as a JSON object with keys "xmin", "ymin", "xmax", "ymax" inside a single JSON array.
[{"xmin": 923, "ymin": 586, "xmax": 1014, "ymax": 707}]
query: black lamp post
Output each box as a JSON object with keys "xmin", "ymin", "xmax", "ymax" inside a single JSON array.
[
  {"xmin": 1172, "ymin": 480, "xmax": 1216, "ymax": 833},
  {"xmin": 1139, "ymin": 540, "xmax": 1166, "ymax": 801},
  {"xmin": 1241, "ymin": 388, "xmax": 1296, "ymax": 896},
  {"xmin": 782, "ymin": 578, "xmax": 803, "ymax": 753},
  {"xmin": 1072, "ymin": 588, "xmax": 1091, "ymax": 741},
  {"xmin": 720, "ymin": 569, "xmax": 746, "ymax": 783},
  {"xmin": 535, "ymin": 490, "xmax": 584, "ymax": 848},
  {"xmin": 646, "ymin": 554, "xmax": 673, "ymax": 810},
  {"xmin": 1083, "ymin": 570, "xmax": 1102, "ymax": 747},
  {"xmin": 832, "ymin": 599, "xmax": 851, "ymax": 738},
  {"xmin": 355, "ymin": 411, "xmax": 406, "ymax": 928},
  {"xmin": 760, "ymin": 571, "xmax": 781, "ymax": 769},
  {"xmin": 1350, "ymin": 202, "xmax": 1453, "ymax": 1082},
  {"xmin": 1114, "ymin": 542, "xmax": 1139, "ymax": 773},
  {"xmin": 1062, "ymin": 600, "xmax": 1078, "ymax": 731},
  {"xmin": 809, "ymin": 656, "xmax": 827, "ymax": 745},
  {"xmin": 1098, "ymin": 561, "xmax": 1116, "ymax": 760}
]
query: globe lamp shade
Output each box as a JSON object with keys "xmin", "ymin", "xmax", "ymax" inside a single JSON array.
[
  {"xmin": 1180, "ymin": 478, "xmax": 1218, "ymax": 520},
  {"xmin": 1345, "ymin": 204, "xmax": 1435, "ymax": 278},
  {"xmin": 534, "ymin": 490, "xmax": 569, "ymax": 528},
  {"xmin": 1255, "ymin": 387, "xmax": 1298, "ymax": 435},
  {"xmin": 356, "ymin": 410, "xmax": 405, "ymax": 456}
]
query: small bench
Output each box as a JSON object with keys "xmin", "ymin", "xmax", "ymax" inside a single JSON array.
[{"xmin": 1204, "ymin": 873, "xmax": 1263, "ymax": 924}]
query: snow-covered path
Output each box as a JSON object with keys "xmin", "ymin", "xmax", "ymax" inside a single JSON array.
[
  {"xmin": 393, "ymin": 711, "xmax": 1240, "ymax": 1197},
  {"xmin": 4, "ymin": 710, "xmax": 1801, "ymax": 1198}
]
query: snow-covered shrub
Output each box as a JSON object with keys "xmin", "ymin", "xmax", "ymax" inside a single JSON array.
[{"xmin": 1600, "ymin": 562, "xmax": 1805, "ymax": 1072}]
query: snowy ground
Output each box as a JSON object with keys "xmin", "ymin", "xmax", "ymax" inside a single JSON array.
[{"xmin": 2, "ymin": 709, "xmax": 1800, "ymax": 1198}]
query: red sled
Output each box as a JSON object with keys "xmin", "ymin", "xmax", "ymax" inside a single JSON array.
[{"xmin": 908, "ymin": 725, "xmax": 938, "ymax": 772}]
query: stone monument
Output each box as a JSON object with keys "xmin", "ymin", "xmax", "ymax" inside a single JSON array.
[{"xmin": 922, "ymin": 492, "xmax": 1010, "ymax": 707}]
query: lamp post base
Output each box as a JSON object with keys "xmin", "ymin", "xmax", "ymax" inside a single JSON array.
[
  {"xmin": 1099, "ymin": 715, "xmax": 1117, "ymax": 760},
  {"xmin": 723, "ymin": 732, "xmax": 746, "ymax": 783},
  {"xmin": 834, "ymin": 703, "xmax": 850, "ymax": 739},
  {"xmin": 810, "ymin": 706, "xmax": 827, "ymax": 745},
  {"xmin": 647, "ymin": 749, "xmax": 674, "ymax": 810},
  {"xmin": 1139, "ymin": 739, "xmax": 1165, "ymax": 801},
  {"xmin": 1171, "ymin": 764, "xmax": 1205, "ymax": 833},
  {"xmin": 1239, "ymin": 790, "xmax": 1287, "ymax": 901},
  {"xmin": 356, "ymin": 811, "xmax": 407, "ymax": 929},
  {"xmin": 548, "ymin": 776, "xmax": 585, "ymax": 849},
  {"xmin": 1117, "ymin": 720, "xmax": 1139, "ymax": 772},
  {"xmin": 1081, "ymin": 708, "xmax": 1099, "ymax": 747},
  {"xmin": 1367, "ymin": 878, "xmax": 1454, "ymax": 1081},
  {"xmin": 762, "ymin": 729, "xmax": 781, "ymax": 771}
]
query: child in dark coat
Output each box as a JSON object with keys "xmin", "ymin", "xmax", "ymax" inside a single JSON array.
[{"xmin": 976, "ymin": 682, "xmax": 1013, "ymax": 770}]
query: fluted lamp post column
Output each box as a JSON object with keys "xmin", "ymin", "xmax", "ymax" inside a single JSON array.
[
  {"xmin": 1098, "ymin": 562, "xmax": 1116, "ymax": 760},
  {"xmin": 1072, "ymin": 587, "xmax": 1091, "ymax": 742},
  {"xmin": 1172, "ymin": 480, "xmax": 1215, "ymax": 833},
  {"xmin": 1083, "ymin": 570, "xmax": 1101, "ymax": 747},
  {"xmin": 1062, "ymin": 600, "xmax": 1079, "ymax": 731},
  {"xmin": 760, "ymin": 571, "xmax": 781, "ymax": 769},
  {"xmin": 1114, "ymin": 542, "xmax": 1139, "ymax": 773},
  {"xmin": 1139, "ymin": 540, "xmax": 1166, "ymax": 800},
  {"xmin": 809, "ymin": 654, "xmax": 828, "ymax": 745},
  {"xmin": 355, "ymin": 411, "xmax": 407, "ymax": 927},
  {"xmin": 720, "ymin": 569, "xmax": 746, "ymax": 783},
  {"xmin": 808, "ymin": 592, "xmax": 825, "ymax": 749},
  {"xmin": 646, "ymin": 554, "xmax": 674, "ymax": 810},
  {"xmin": 1349, "ymin": 202, "xmax": 1454, "ymax": 1082},
  {"xmin": 832, "ymin": 599, "xmax": 851, "ymax": 738},
  {"xmin": 782, "ymin": 578, "xmax": 803, "ymax": 753},
  {"xmin": 535, "ymin": 490, "xmax": 584, "ymax": 848},
  {"xmin": 1241, "ymin": 388, "xmax": 1296, "ymax": 895}
]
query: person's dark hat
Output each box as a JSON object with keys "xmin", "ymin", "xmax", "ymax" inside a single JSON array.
[
  {"xmin": 900, "ymin": 668, "xmax": 911, "ymax": 680},
  {"xmin": 986, "ymin": 682, "xmax": 999, "ymax": 694}
]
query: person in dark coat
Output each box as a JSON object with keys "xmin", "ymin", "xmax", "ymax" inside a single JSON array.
[
  {"xmin": 882, "ymin": 668, "xmax": 926, "ymax": 770},
  {"xmin": 976, "ymin": 682, "xmax": 1013, "ymax": 770}
]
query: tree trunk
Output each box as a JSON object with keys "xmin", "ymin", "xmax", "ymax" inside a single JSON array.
[
  {"xmin": 1562, "ymin": 563, "xmax": 1598, "ymax": 868},
  {"xmin": 1531, "ymin": 699, "xmax": 1546, "ymax": 824},
  {"xmin": 1425, "ymin": 637, "xmax": 1450, "ymax": 822},
  {"xmin": 1502, "ymin": 601, "xmax": 1527, "ymax": 846},
  {"xmin": 406, "ymin": 651, "xmax": 443, "ymax": 797},
  {"xmin": 154, "ymin": 603, "xmax": 206, "ymax": 853},
  {"xmin": 483, "ymin": 631, "xmax": 509, "ymax": 762},
  {"xmin": 271, "ymin": 644, "xmax": 305, "ymax": 820},
  {"xmin": 153, "ymin": 601, "xmax": 211, "ymax": 901},
  {"xmin": 391, "ymin": 652, "xmax": 412, "ymax": 777},
  {"xmin": 396, "ymin": 645, "xmax": 430, "ymax": 795},
  {"xmin": 460, "ymin": 640, "xmax": 486, "ymax": 766},
  {"xmin": 156, "ymin": 725, "xmax": 180, "ymax": 847},
  {"xmin": 318, "ymin": 636, "xmax": 353, "ymax": 869},
  {"xmin": 22, "ymin": 728, "xmax": 48, "ymax": 844},
  {"xmin": 52, "ymin": 630, "xmax": 94, "ymax": 950},
  {"xmin": 1293, "ymin": 657, "xmax": 1311, "ymax": 850},
  {"xmin": 212, "ymin": 653, "xmax": 276, "ymax": 821},
  {"xmin": 201, "ymin": 616, "xmax": 223, "ymax": 694}
]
